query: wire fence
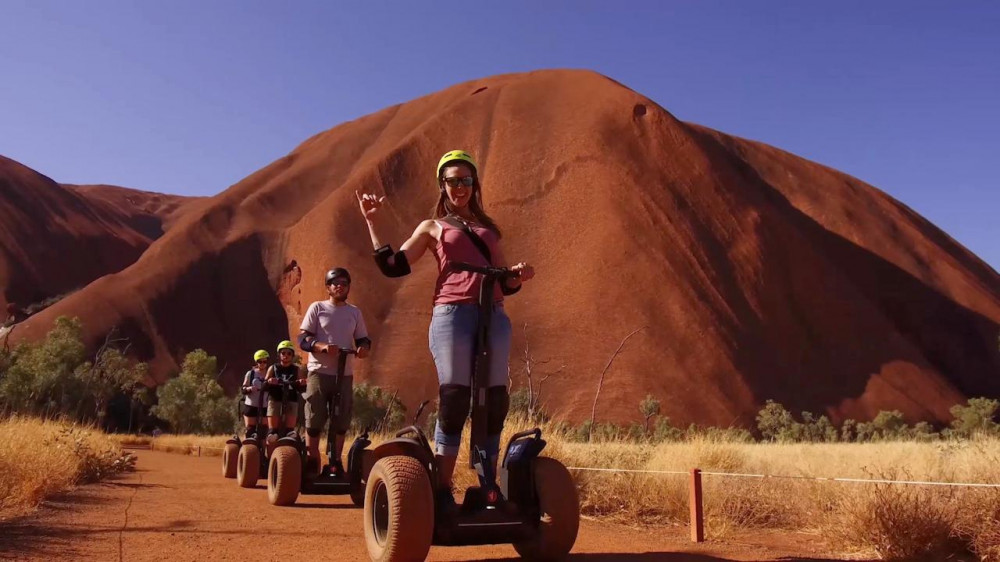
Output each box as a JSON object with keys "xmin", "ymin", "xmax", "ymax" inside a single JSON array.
[
  {"xmin": 139, "ymin": 439, "xmax": 1000, "ymax": 543},
  {"xmin": 566, "ymin": 464, "xmax": 1000, "ymax": 543},
  {"xmin": 146, "ymin": 444, "xmax": 1000, "ymax": 488},
  {"xmin": 567, "ymin": 465, "xmax": 1000, "ymax": 489}
]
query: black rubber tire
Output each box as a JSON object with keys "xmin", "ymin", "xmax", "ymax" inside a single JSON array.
[
  {"xmin": 237, "ymin": 444, "xmax": 260, "ymax": 488},
  {"xmin": 351, "ymin": 449, "xmax": 375, "ymax": 507},
  {"xmin": 222, "ymin": 443, "xmax": 239, "ymax": 479},
  {"xmin": 513, "ymin": 457, "xmax": 580, "ymax": 561},
  {"xmin": 363, "ymin": 456, "xmax": 433, "ymax": 562},
  {"xmin": 267, "ymin": 447, "xmax": 301, "ymax": 506}
]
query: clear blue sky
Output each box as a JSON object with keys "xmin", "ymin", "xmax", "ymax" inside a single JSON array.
[{"xmin": 2, "ymin": 1, "xmax": 998, "ymax": 270}]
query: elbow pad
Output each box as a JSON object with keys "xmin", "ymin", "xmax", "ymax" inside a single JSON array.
[
  {"xmin": 297, "ymin": 332, "xmax": 316, "ymax": 352},
  {"xmin": 373, "ymin": 245, "xmax": 411, "ymax": 278},
  {"xmin": 355, "ymin": 337, "xmax": 372, "ymax": 349}
]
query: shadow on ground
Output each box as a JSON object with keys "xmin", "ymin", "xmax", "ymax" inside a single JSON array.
[
  {"xmin": 469, "ymin": 553, "xmax": 877, "ymax": 561},
  {"xmin": 0, "ymin": 470, "xmax": 166, "ymax": 559}
]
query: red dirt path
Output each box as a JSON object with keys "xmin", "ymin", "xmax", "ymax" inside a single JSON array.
[{"xmin": 0, "ymin": 449, "xmax": 867, "ymax": 562}]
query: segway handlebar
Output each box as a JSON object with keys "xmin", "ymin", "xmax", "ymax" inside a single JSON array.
[
  {"xmin": 317, "ymin": 346, "xmax": 359, "ymax": 355},
  {"xmin": 451, "ymin": 262, "xmax": 520, "ymax": 280},
  {"xmin": 267, "ymin": 378, "xmax": 306, "ymax": 391}
]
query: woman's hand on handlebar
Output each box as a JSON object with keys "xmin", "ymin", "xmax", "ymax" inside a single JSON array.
[
  {"xmin": 510, "ymin": 262, "xmax": 534, "ymax": 282},
  {"xmin": 356, "ymin": 346, "xmax": 369, "ymax": 359},
  {"xmin": 356, "ymin": 190, "xmax": 386, "ymax": 223},
  {"xmin": 312, "ymin": 342, "xmax": 331, "ymax": 354}
]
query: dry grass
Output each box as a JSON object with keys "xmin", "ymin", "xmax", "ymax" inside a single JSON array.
[
  {"xmin": 955, "ymin": 487, "xmax": 1000, "ymax": 562},
  {"xmin": 826, "ymin": 475, "xmax": 966, "ymax": 561},
  {"xmin": 0, "ymin": 416, "xmax": 136, "ymax": 518},
  {"xmin": 138, "ymin": 418, "xmax": 1000, "ymax": 560},
  {"xmin": 513, "ymin": 419, "xmax": 1000, "ymax": 560}
]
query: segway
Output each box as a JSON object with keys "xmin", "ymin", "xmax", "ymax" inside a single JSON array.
[
  {"xmin": 362, "ymin": 263, "xmax": 580, "ymax": 561},
  {"xmin": 222, "ymin": 390, "xmax": 249, "ymax": 479},
  {"xmin": 236, "ymin": 383, "xmax": 269, "ymax": 488},
  {"xmin": 266, "ymin": 348, "xmax": 373, "ymax": 507}
]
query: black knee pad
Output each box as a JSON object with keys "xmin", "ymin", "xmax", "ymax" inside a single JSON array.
[
  {"xmin": 306, "ymin": 428, "xmax": 321, "ymax": 438},
  {"xmin": 438, "ymin": 384, "xmax": 471, "ymax": 435},
  {"xmin": 486, "ymin": 386, "xmax": 509, "ymax": 435}
]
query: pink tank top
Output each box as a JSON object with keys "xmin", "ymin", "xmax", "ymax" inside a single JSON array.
[{"xmin": 433, "ymin": 220, "xmax": 504, "ymax": 305}]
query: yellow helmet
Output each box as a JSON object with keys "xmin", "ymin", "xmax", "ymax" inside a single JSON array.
[
  {"xmin": 276, "ymin": 340, "xmax": 295, "ymax": 353},
  {"xmin": 253, "ymin": 349, "xmax": 269, "ymax": 362},
  {"xmin": 436, "ymin": 150, "xmax": 477, "ymax": 179}
]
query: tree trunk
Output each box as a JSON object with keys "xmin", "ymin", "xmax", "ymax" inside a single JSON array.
[{"xmin": 589, "ymin": 327, "xmax": 645, "ymax": 441}]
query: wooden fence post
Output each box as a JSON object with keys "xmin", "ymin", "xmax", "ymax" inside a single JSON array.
[{"xmin": 690, "ymin": 468, "xmax": 704, "ymax": 542}]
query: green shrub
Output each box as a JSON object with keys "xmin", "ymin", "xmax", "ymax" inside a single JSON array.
[{"xmin": 151, "ymin": 349, "xmax": 237, "ymax": 435}]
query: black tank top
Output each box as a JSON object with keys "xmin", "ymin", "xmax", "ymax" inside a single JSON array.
[{"xmin": 269, "ymin": 364, "xmax": 300, "ymax": 399}]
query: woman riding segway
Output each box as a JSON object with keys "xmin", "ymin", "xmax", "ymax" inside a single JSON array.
[
  {"xmin": 223, "ymin": 349, "xmax": 270, "ymax": 479},
  {"xmin": 357, "ymin": 151, "xmax": 579, "ymax": 561},
  {"xmin": 356, "ymin": 150, "xmax": 534, "ymax": 503},
  {"xmin": 243, "ymin": 350, "xmax": 270, "ymax": 437}
]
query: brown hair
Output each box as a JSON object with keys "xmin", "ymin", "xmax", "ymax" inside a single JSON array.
[{"xmin": 431, "ymin": 162, "xmax": 502, "ymax": 237}]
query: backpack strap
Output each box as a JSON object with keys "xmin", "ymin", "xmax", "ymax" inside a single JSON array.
[
  {"xmin": 456, "ymin": 220, "xmax": 493, "ymax": 265},
  {"xmin": 451, "ymin": 219, "xmax": 521, "ymax": 295}
]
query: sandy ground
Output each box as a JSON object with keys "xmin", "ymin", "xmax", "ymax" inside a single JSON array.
[{"xmin": 0, "ymin": 449, "xmax": 870, "ymax": 562}]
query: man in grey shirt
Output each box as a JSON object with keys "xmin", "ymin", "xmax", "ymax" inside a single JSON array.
[{"xmin": 297, "ymin": 267, "xmax": 371, "ymax": 477}]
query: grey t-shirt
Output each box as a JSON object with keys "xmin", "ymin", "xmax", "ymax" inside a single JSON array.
[
  {"xmin": 242, "ymin": 367, "xmax": 267, "ymax": 407},
  {"xmin": 299, "ymin": 301, "xmax": 368, "ymax": 376}
]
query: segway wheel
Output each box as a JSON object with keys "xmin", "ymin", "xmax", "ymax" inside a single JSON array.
[
  {"xmin": 513, "ymin": 457, "xmax": 580, "ymax": 560},
  {"xmin": 267, "ymin": 447, "xmax": 301, "ymax": 506},
  {"xmin": 222, "ymin": 443, "xmax": 239, "ymax": 479},
  {"xmin": 350, "ymin": 449, "xmax": 375, "ymax": 507},
  {"xmin": 237, "ymin": 444, "xmax": 260, "ymax": 488},
  {"xmin": 363, "ymin": 456, "xmax": 433, "ymax": 562}
]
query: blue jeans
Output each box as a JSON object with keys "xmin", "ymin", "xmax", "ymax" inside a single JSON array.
[{"xmin": 429, "ymin": 302, "xmax": 512, "ymax": 456}]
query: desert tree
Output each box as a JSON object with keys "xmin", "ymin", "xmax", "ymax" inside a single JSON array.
[{"xmin": 639, "ymin": 394, "xmax": 661, "ymax": 434}]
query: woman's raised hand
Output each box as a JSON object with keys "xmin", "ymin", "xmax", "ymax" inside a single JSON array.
[
  {"xmin": 356, "ymin": 190, "xmax": 386, "ymax": 222},
  {"xmin": 510, "ymin": 262, "xmax": 535, "ymax": 282}
]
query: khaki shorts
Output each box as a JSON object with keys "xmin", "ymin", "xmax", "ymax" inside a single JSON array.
[
  {"xmin": 304, "ymin": 371, "xmax": 353, "ymax": 433},
  {"xmin": 267, "ymin": 398, "xmax": 299, "ymax": 418}
]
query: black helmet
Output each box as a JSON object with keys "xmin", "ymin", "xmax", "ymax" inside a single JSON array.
[{"xmin": 325, "ymin": 268, "xmax": 351, "ymax": 285}]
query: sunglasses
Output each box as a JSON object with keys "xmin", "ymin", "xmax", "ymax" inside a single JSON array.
[
  {"xmin": 256, "ymin": 359, "xmax": 268, "ymax": 364},
  {"xmin": 327, "ymin": 279, "xmax": 350, "ymax": 287},
  {"xmin": 441, "ymin": 176, "xmax": 474, "ymax": 188},
  {"xmin": 278, "ymin": 350, "xmax": 294, "ymax": 356}
]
